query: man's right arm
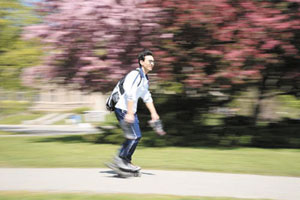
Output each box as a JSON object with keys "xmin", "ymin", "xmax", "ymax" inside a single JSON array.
[
  {"xmin": 125, "ymin": 100, "xmax": 135, "ymax": 123},
  {"xmin": 124, "ymin": 71, "xmax": 140, "ymax": 103},
  {"xmin": 123, "ymin": 71, "xmax": 140, "ymax": 123}
]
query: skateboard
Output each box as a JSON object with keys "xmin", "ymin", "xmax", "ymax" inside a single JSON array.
[{"xmin": 105, "ymin": 162, "xmax": 141, "ymax": 178}]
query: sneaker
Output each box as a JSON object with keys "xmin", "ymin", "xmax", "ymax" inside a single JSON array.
[
  {"xmin": 113, "ymin": 156, "xmax": 132, "ymax": 171},
  {"xmin": 127, "ymin": 162, "xmax": 141, "ymax": 171}
]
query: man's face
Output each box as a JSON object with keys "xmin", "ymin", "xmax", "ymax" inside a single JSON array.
[{"xmin": 141, "ymin": 55, "xmax": 155, "ymax": 72}]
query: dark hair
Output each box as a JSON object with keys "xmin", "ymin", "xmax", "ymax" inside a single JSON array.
[{"xmin": 138, "ymin": 49, "xmax": 153, "ymax": 67}]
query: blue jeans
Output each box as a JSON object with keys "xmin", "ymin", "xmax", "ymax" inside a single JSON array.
[{"xmin": 114, "ymin": 108, "xmax": 142, "ymax": 162}]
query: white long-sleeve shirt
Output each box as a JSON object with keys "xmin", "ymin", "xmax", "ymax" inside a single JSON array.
[{"xmin": 115, "ymin": 68, "xmax": 153, "ymax": 113}]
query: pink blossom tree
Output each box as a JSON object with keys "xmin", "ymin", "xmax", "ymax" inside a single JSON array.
[
  {"xmin": 23, "ymin": 0, "xmax": 299, "ymax": 101},
  {"xmin": 23, "ymin": 0, "xmax": 162, "ymax": 92},
  {"xmin": 151, "ymin": 0, "xmax": 300, "ymax": 97}
]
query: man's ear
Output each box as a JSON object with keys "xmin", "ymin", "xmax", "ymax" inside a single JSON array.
[{"xmin": 139, "ymin": 59, "xmax": 144, "ymax": 66}]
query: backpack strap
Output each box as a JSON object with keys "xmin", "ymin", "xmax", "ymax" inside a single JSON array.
[
  {"xmin": 135, "ymin": 68, "xmax": 143, "ymax": 87},
  {"xmin": 118, "ymin": 68, "xmax": 143, "ymax": 95}
]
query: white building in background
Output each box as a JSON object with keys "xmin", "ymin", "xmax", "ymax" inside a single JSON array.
[
  {"xmin": 31, "ymin": 84, "xmax": 108, "ymax": 112},
  {"xmin": 31, "ymin": 84, "xmax": 110, "ymax": 123},
  {"xmin": 0, "ymin": 84, "xmax": 110, "ymax": 123}
]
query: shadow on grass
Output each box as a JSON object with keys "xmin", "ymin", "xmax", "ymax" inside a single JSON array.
[
  {"xmin": 31, "ymin": 133, "xmax": 242, "ymax": 151},
  {"xmin": 33, "ymin": 134, "xmax": 100, "ymax": 143}
]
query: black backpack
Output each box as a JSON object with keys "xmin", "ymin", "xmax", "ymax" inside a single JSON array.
[{"xmin": 106, "ymin": 69, "xmax": 143, "ymax": 111}]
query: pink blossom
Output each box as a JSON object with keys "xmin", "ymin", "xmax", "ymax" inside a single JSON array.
[
  {"xmin": 239, "ymin": 70, "xmax": 258, "ymax": 76},
  {"xmin": 225, "ymin": 50, "xmax": 243, "ymax": 61},
  {"xmin": 160, "ymin": 33, "xmax": 174, "ymax": 38},
  {"xmin": 204, "ymin": 50, "xmax": 223, "ymax": 55},
  {"xmin": 275, "ymin": 22, "xmax": 292, "ymax": 30},
  {"xmin": 261, "ymin": 40, "xmax": 281, "ymax": 50}
]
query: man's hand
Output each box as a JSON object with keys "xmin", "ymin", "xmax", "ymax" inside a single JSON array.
[
  {"xmin": 125, "ymin": 100, "xmax": 135, "ymax": 123},
  {"xmin": 124, "ymin": 113, "xmax": 135, "ymax": 124},
  {"xmin": 148, "ymin": 119, "xmax": 166, "ymax": 136}
]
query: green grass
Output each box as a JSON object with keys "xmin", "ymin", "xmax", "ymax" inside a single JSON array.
[
  {"xmin": 0, "ymin": 192, "xmax": 270, "ymax": 200},
  {"xmin": 0, "ymin": 135, "xmax": 299, "ymax": 177},
  {"xmin": 0, "ymin": 131, "xmax": 14, "ymax": 135},
  {"xmin": 0, "ymin": 113, "xmax": 44, "ymax": 124},
  {"xmin": 0, "ymin": 100, "xmax": 44, "ymax": 124},
  {"xmin": 0, "ymin": 100, "xmax": 31, "ymax": 116}
]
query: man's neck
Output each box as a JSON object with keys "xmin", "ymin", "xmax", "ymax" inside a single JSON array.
[{"xmin": 142, "ymin": 66, "xmax": 149, "ymax": 74}]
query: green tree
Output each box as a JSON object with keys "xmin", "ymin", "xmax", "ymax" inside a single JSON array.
[{"xmin": 0, "ymin": 0, "xmax": 42, "ymax": 90}]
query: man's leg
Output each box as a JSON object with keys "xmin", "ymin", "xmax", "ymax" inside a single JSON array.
[
  {"xmin": 126, "ymin": 121, "xmax": 142, "ymax": 162},
  {"xmin": 119, "ymin": 139, "xmax": 136, "ymax": 160},
  {"xmin": 114, "ymin": 109, "xmax": 141, "ymax": 171},
  {"xmin": 119, "ymin": 115, "xmax": 142, "ymax": 166}
]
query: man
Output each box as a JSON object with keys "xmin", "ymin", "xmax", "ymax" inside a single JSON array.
[{"xmin": 113, "ymin": 49, "xmax": 161, "ymax": 172}]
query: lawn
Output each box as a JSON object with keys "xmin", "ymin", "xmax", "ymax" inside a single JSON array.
[
  {"xmin": 0, "ymin": 100, "xmax": 44, "ymax": 125},
  {"xmin": 0, "ymin": 135, "xmax": 299, "ymax": 177},
  {"xmin": 0, "ymin": 131, "xmax": 15, "ymax": 135},
  {"xmin": 0, "ymin": 192, "xmax": 270, "ymax": 200},
  {"xmin": 0, "ymin": 101, "xmax": 30, "ymax": 116},
  {"xmin": 0, "ymin": 113, "xmax": 44, "ymax": 124}
]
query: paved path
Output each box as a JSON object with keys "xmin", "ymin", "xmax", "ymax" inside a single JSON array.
[
  {"xmin": 0, "ymin": 168, "xmax": 300, "ymax": 200},
  {"xmin": 0, "ymin": 124, "xmax": 100, "ymax": 136}
]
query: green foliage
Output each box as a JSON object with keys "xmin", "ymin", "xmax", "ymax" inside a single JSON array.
[
  {"xmin": 97, "ymin": 125, "xmax": 124, "ymax": 145},
  {"xmin": 97, "ymin": 112, "xmax": 118, "ymax": 126},
  {"xmin": 277, "ymin": 95, "xmax": 300, "ymax": 109},
  {"xmin": 158, "ymin": 81, "xmax": 184, "ymax": 94},
  {"xmin": 95, "ymin": 94, "xmax": 300, "ymax": 148},
  {"xmin": 0, "ymin": 40, "xmax": 43, "ymax": 89},
  {"xmin": 202, "ymin": 114, "xmax": 224, "ymax": 126},
  {"xmin": 0, "ymin": 0, "xmax": 43, "ymax": 90}
]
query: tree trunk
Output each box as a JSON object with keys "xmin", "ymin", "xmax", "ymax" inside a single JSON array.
[{"xmin": 253, "ymin": 77, "xmax": 267, "ymax": 126}]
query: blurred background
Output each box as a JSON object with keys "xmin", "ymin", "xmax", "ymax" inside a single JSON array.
[{"xmin": 1, "ymin": 0, "xmax": 299, "ymax": 148}]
